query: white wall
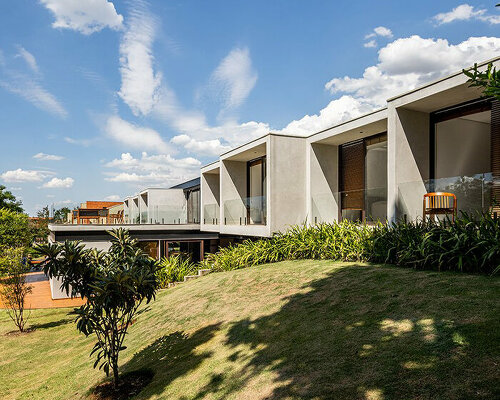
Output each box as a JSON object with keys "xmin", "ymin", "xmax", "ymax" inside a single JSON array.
[
  {"xmin": 269, "ymin": 136, "xmax": 307, "ymax": 232},
  {"xmin": 308, "ymin": 143, "xmax": 339, "ymax": 224},
  {"xmin": 201, "ymin": 172, "xmax": 220, "ymax": 230}
]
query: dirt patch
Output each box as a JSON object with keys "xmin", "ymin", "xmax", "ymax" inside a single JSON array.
[
  {"xmin": 4, "ymin": 327, "xmax": 35, "ymax": 336},
  {"xmin": 89, "ymin": 369, "xmax": 154, "ymax": 400}
]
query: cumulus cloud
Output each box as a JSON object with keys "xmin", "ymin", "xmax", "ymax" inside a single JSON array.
[
  {"xmin": 104, "ymin": 152, "xmax": 201, "ymax": 185},
  {"xmin": 40, "ymin": 0, "xmax": 123, "ymax": 34},
  {"xmin": 42, "ymin": 177, "xmax": 74, "ymax": 188},
  {"xmin": 16, "ymin": 47, "xmax": 39, "ymax": 74},
  {"xmin": 0, "ymin": 169, "xmax": 54, "ymax": 182},
  {"xmin": 326, "ymin": 35, "xmax": 500, "ymax": 108},
  {"xmin": 171, "ymin": 135, "xmax": 231, "ymax": 156},
  {"xmin": 433, "ymin": 4, "xmax": 500, "ymax": 25},
  {"xmin": 105, "ymin": 115, "xmax": 172, "ymax": 153},
  {"xmin": 33, "ymin": 152, "xmax": 64, "ymax": 161},
  {"xmin": 278, "ymin": 35, "xmax": 500, "ymax": 136},
  {"xmin": 118, "ymin": 1, "xmax": 161, "ymax": 115},
  {"xmin": 209, "ymin": 47, "xmax": 258, "ymax": 114}
]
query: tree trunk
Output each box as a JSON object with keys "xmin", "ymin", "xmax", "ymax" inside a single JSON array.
[{"xmin": 112, "ymin": 360, "xmax": 119, "ymax": 390}]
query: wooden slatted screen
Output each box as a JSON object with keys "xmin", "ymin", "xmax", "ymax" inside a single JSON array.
[
  {"xmin": 492, "ymin": 99, "xmax": 500, "ymax": 215},
  {"xmin": 340, "ymin": 140, "xmax": 365, "ymax": 210}
]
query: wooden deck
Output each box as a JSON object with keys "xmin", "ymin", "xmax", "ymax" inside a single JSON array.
[{"xmin": 0, "ymin": 272, "xmax": 86, "ymax": 310}]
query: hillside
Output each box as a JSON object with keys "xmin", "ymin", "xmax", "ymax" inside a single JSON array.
[{"xmin": 1, "ymin": 261, "xmax": 499, "ymax": 399}]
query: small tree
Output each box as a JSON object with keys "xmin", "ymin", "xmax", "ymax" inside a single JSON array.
[
  {"xmin": 53, "ymin": 207, "xmax": 71, "ymax": 223},
  {"xmin": 0, "ymin": 208, "xmax": 34, "ymax": 248},
  {"xmin": 0, "ymin": 247, "xmax": 32, "ymax": 332},
  {"xmin": 463, "ymin": 62, "xmax": 500, "ymax": 100},
  {"xmin": 35, "ymin": 229, "xmax": 158, "ymax": 389}
]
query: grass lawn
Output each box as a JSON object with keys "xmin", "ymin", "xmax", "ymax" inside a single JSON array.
[{"xmin": 0, "ymin": 261, "xmax": 499, "ymax": 399}]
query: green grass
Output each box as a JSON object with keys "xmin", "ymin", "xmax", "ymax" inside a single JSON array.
[{"xmin": 1, "ymin": 261, "xmax": 499, "ymax": 399}]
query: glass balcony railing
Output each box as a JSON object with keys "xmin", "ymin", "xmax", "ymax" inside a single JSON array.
[
  {"xmin": 311, "ymin": 186, "xmax": 387, "ymax": 224},
  {"xmin": 223, "ymin": 196, "xmax": 267, "ymax": 225},
  {"xmin": 397, "ymin": 173, "xmax": 495, "ymax": 221},
  {"xmin": 203, "ymin": 203, "xmax": 220, "ymax": 225}
]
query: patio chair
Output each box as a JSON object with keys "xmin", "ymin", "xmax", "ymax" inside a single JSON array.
[{"xmin": 423, "ymin": 192, "xmax": 457, "ymax": 222}]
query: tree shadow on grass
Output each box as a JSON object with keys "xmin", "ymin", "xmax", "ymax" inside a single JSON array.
[
  {"xmin": 194, "ymin": 264, "xmax": 499, "ymax": 400},
  {"xmin": 30, "ymin": 317, "xmax": 73, "ymax": 330},
  {"xmin": 120, "ymin": 323, "xmax": 221, "ymax": 398}
]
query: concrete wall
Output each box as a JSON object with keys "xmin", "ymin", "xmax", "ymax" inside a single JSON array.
[
  {"xmin": 269, "ymin": 136, "xmax": 307, "ymax": 232},
  {"xmin": 200, "ymin": 171, "xmax": 220, "ymax": 231},
  {"xmin": 308, "ymin": 143, "xmax": 339, "ymax": 224}
]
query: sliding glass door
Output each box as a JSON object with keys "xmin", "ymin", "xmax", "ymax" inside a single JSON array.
[{"xmin": 339, "ymin": 133, "xmax": 387, "ymax": 222}]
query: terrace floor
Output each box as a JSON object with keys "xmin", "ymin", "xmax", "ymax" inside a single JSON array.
[{"xmin": 0, "ymin": 272, "xmax": 86, "ymax": 309}]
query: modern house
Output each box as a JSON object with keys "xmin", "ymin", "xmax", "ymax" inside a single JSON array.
[
  {"xmin": 47, "ymin": 57, "xmax": 500, "ymax": 298},
  {"xmin": 200, "ymin": 56, "xmax": 500, "ymax": 236}
]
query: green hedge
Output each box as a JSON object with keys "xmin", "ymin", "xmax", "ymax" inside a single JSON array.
[
  {"xmin": 155, "ymin": 255, "xmax": 199, "ymax": 288},
  {"xmin": 200, "ymin": 213, "xmax": 500, "ymax": 275}
]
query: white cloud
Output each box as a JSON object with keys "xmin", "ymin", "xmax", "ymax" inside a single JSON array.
[
  {"xmin": 433, "ymin": 4, "xmax": 500, "ymax": 25},
  {"xmin": 364, "ymin": 40, "xmax": 377, "ymax": 48},
  {"xmin": 64, "ymin": 137, "xmax": 95, "ymax": 146},
  {"xmin": 54, "ymin": 199, "xmax": 74, "ymax": 205},
  {"xmin": 105, "ymin": 115, "xmax": 172, "ymax": 153},
  {"xmin": 209, "ymin": 47, "xmax": 258, "ymax": 114},
  {"xmin": 33, "ymin": 152, "xmax": 64, "ymax": 161},
  {"xmin": 104, "ymin": 195, "xmax": 121, "ymax": 201},
  {"xmin": 104, "ymin": 152, "xmax": 201, "ymax": 186},
  {"xmin": 40, "ymin": 0, "xmax": 123, "ymax": 34},
  {"xmin": 171, "ymin": 135, "xmax": 231, "ymax": 156},
  {"xmin": 278, "ymin": 35, "xmax": 500, "ymax": 137},
  {"xmin": 326, "ymin": 35, "xmax": 500, "ymax": 108},
  {"xmin": 0, "ymin": 168, "xmax": 54, "ymax": 182},
  {"xmin": 0, "ymin": 73, "xmax": 67, "ymax": 118},
  {"xmin": 365, "ymin": 26, "xmax": 393, "ymax": 39},
  {"xmin": 118, "ymin": 1, "xmax": 161, "ymax": 115},
  {"xmin": 16, "ymin": 47, "xmax": 39, "ymax": 74},
  {"xmin": 42, "ymin": 177, "xmax": 74, "ymax": 188}
]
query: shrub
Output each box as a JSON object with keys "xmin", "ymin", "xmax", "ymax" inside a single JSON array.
[
  {"xmin": 200, "ymin": 214, "xmax": 500, "ymax": 275},
  {"xmin": 156, "ymin": 255, "xmax": 198, "ymax": 287}
]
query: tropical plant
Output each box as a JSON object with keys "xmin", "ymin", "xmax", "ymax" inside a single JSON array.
[
  {"xmin": 463, "ymin": 62, "xmax": 500, "ymax": 100},
  {"xmin": 0, "ymin": 247, "xmax": 32, "ymax": 332},
  {"xmin": 0, "ymin": 185, "xmax": 23, "ymax": 213},
  {"xmin": 53, "ymin": 207, "xmax": 71, "ymax": 223},
  {"xmin": 156, "ymin": 254, "xmax": 198, "ymax": 287},
  {"xmin": 35, "ymin": 229, "xmax": 159, "ymax": 389}
]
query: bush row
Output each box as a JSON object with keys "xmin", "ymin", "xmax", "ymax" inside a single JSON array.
[
  {"xmin": 199, "ymin": 213, "xmax": 500, "ymax": 275},
  {"xmin": 155, "ymin": 213, "xmax": 500, "ymax": 283}
]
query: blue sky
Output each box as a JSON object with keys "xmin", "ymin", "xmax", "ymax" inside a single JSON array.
[{"xmin": 0, "ymin": 0, "xmax": 499, "ymax": 215}]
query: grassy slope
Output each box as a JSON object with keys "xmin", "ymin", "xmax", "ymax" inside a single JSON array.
[{"xmin": 0, "ymin": 261, "xmax": 499, "ymax": 400}]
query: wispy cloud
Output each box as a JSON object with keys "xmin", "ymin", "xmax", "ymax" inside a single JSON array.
[
  {"xmin": 16, "ymin": 47, "xmax": 39, "ymax": 74},
  {"xmin": 104, "ymin": 115, "xmax": 173, "ymax": 154},
  {"xmin": 209, "ymin": 47, "xmax": 258, "ymax": 116},
  {"xmin": 363, "ymin": 26, "xmax": 393, "ymax": 48},
  {"xmin": 33, "ymin": 152, "xmax": 64, "ymax": 161},
  {"xmin": 118, "ymin": 1, "xmax": 161, "ymax": 115},
  {"xmin": 40, "ymin": 0, "xmax": 124, "ymax": 34},
  {"xmin": 433, "ymin": 4, "xmax": 500, "ymax": 25}
]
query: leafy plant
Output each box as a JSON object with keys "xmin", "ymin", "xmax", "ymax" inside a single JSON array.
[
  {"xmin": 0, "ymin": 247, "xmax": 32, "ymax": 332},
  {"xmin": 35, "ymin": 228, "xmax": 159, "ymax": 389},
  {"xmin": 463, "ymin": 62, "xmax": 500, "ymax": 100},
  {"xmin": 156, "ymin": 255, "xmax": 198, "ymax": 287},
  {"xmin": 0, "ymin": 186, "xmax": 23, "ymax": 213}
]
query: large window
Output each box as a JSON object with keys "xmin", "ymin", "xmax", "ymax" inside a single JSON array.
[
  {"xmin": 247, "ymin": 156, "xmax": 267, "ymax": 225},
  {"xmin": 431, "ymin": 98, "xmax": 496, "ymax": 214},
  {"xmin": 339, "ymin": 133, "xmax": 387, "ymax": 222}
]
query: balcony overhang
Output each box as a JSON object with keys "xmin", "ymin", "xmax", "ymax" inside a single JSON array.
[
  {"xmin": 308, "ymin": 108, "xmax": 388, "ymax": 146},
  {"xmin": 221, "ymin": 136, "xmax": 268, "ymax": 162},
  {"xmin": 201, "ymin": 160, "xmax": 220, "ymax": 175}
]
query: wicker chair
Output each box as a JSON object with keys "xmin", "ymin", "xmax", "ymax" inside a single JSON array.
[{"xmin": 423, "ymin": 192, "xmax": 457, "ymax": 222}]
